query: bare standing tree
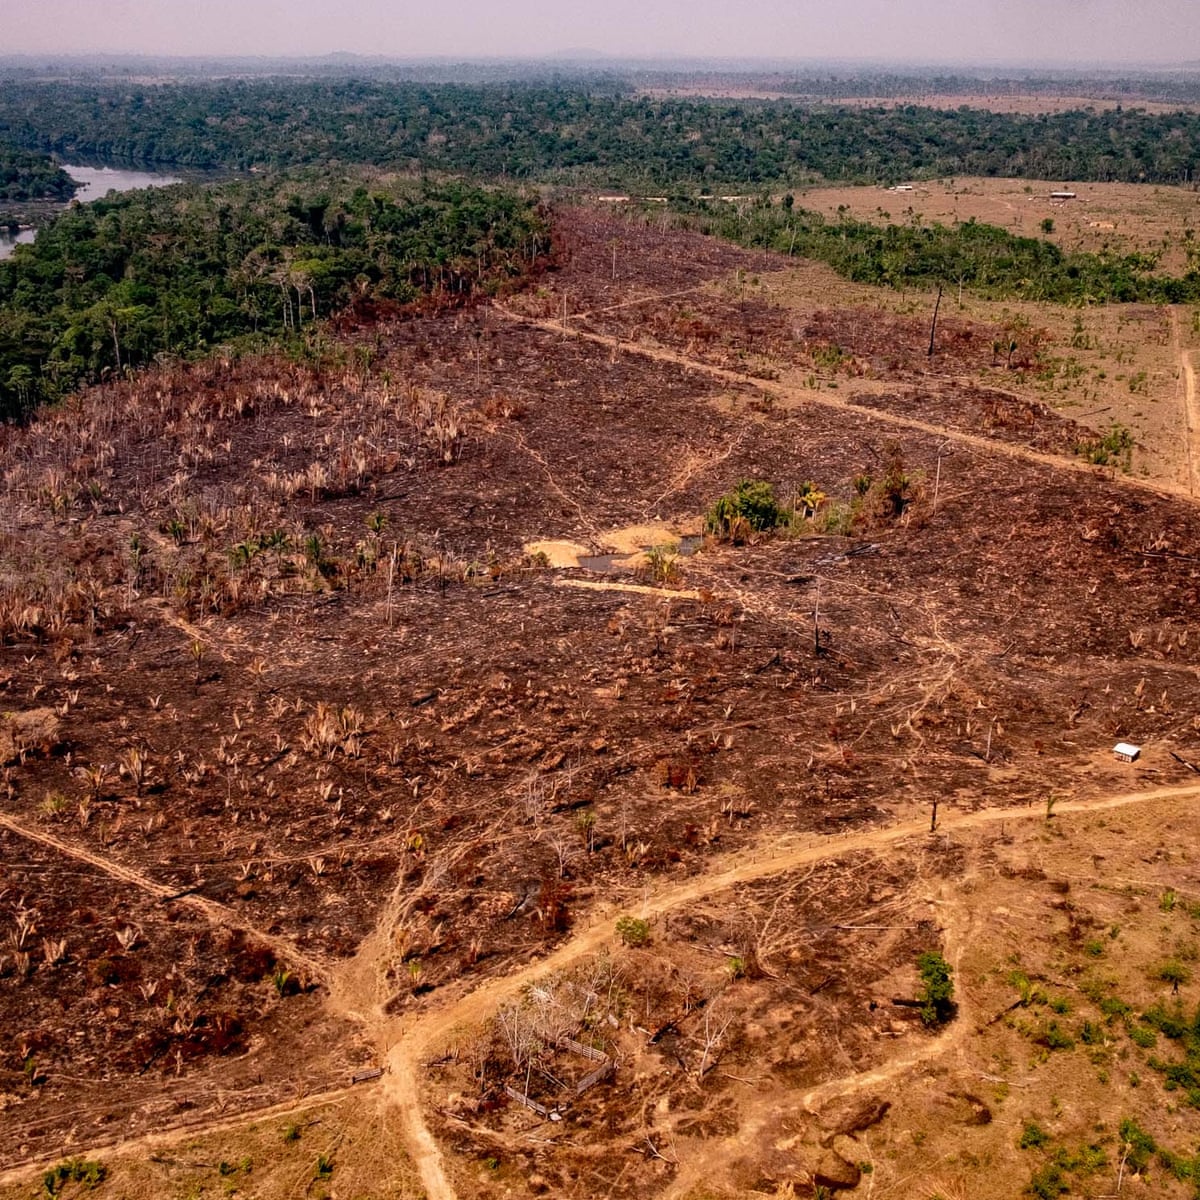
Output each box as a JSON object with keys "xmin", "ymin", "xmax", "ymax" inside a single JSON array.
[
  {"xmin": 927, "ymin": 283, "xmax": 944, "ymax": 357},
  {"xmin": 544, "ymin": 829, "xmax": 578, "ymax": 879},
  {"xmin": 695, "ymin": 997, "xmax": 734, "ymax": 1081},
  {"xmin": 498, "ymin": 1002, "xmax": 540, "ymax": 1097}
]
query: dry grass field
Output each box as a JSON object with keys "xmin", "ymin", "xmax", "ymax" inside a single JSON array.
[
  {"xmin": 638, "ymin": 88, "xmax": 1200, "ymax": 116},
  {"xmin": 2, "ymin": 202, "xmax": 1200, "ymax": 1198},
  {"xmin": 795, "ymin": 177, "xmax": 1200, "ymax": 271}
]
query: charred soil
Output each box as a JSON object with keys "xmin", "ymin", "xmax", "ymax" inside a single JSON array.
[{"xmin": 0, "ymin": 206, "xmax": 1199, "ymax": 1193}]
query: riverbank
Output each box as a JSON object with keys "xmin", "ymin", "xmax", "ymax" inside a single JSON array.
[{"xmin": 0, "ymin": 162, "xmax": 184, "ymax": 260}]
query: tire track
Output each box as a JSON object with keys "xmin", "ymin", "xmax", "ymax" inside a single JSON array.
[
  {"xmin": 0, "ymin": 1083, "xmax": 367, "ymax": 1187},
  {"xmin": 0, "ymin": 813, "xmax": 330, "ymax": 983},
  {"xmin": 3, "ymin": 782, "xmax": 1196, "ymax": 1196},
  {"xmin": 494, "ymin": 303, "xmax": 1195, "ymax": 506},
  {"xmin": 1173, "ymin": 307, "xmax": 1200, "ymax": 496},
  {"xmin": 382, "ymin": 780, "xmax": 1200, "ymax": 1200}
]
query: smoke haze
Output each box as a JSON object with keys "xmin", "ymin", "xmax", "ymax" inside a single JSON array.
[{"xmin": 6, "ymin": 0, "xmax": 1198, "ymax": 65}]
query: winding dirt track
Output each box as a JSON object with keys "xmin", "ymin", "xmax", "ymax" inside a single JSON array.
[
  {"xmin": 0, "ymin": 1083, "xmax": 369, "ymax": 1189},
  {"xmin": 1173, "ymin": 307, "xmax": 1200, "ymax": 496},
  {"xmin": 384, "ymin": 781, "xmax": 1200, "ymax": 1200},
  {"xmin": 0, "ymin": 813, "xmax": 330, "ymax": 983},
  {"xmin": 494, "ymin": 305, "xmax": 1195, "ymax": 506},
  {"xmin": 3, "ymin": 769, "xmax": 1195, "ymax": 1191},
  {"xmin": 7, "ymin": 296, "xmax": 1200, "ymax": 1194}
]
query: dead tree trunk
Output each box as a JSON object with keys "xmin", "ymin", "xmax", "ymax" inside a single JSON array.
[{"xmin": 927, "ymin": 284, "xmax": 944, "ymax": 357}]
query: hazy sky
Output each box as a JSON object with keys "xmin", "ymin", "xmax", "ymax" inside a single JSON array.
[{"xmin": 6, "ymin": 0, "xmax": 1199, "ymax": 65}]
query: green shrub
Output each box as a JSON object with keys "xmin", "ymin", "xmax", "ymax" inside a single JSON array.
[
  {"xmin": 1142, "ymin": 1000, "xmax": 1189, "ymax": 1039},
  {"xmin": 1098, "ymin": 994, "xmax": 1132, "ymax": 1022},
  {"xmin": 1158, "ymin": 1146, "xmax": 1200, "ymax": 1182},
  {"xmin": 916, "ymin": 951, "xmax": 955, "ymax": 1026},
  {"xmin": 1019, "ymin": 1120, "xmax": 1051, "ymax": 1150},
  {"xmin": 1118, "ymin": 1117, "xmax": 1157, "ymax": 1173},
  {"xmin": 615, "ymin": 916, "xmax": 651, "ymax": 947},
  {"xmin": 1034, "ymin": 1021, "xmax": 1075, "ymax": 1051},
  {"xmin": 1130, "ymin": 1023, "xmax": 1158, "ymax": 1049},
  {"xmin": 1026, "ymin": 1142, "xmax": 1108, "ymax": 1197},
  {"xmin": 705, "ymin": 480, "xmax": 791, "ymax": 541},
  {"xmin": 1155, "ymin": 959, "xmax": 1192, "ymax": 990},
  {"xmin": 1026, "ymin": 1160, "xmax": 1068, "ymax": 1198}
]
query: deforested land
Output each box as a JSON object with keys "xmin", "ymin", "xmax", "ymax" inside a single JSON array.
[{"xmin": 3, "ymin": 62, "xmax": 1200, "ymax": 1200}]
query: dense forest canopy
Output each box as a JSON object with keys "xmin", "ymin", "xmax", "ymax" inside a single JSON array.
[
  {"xmin": 669, "ymin": 195, "xmax": 1200, "ymax": 304},
  {"xmin": 0, "ymin": 144, "xmax": 76, "ymax": 203},
  {"xmin": 2, "ymin": 79, "xmax": 1200, "ymax": 187},
  {"xmin": 0, "ymin": 173, "xmax": 548, "ymax": 420},
  {"xmin": 4, "ymin": 73, "xmax": 1200, "ymax": 420}
]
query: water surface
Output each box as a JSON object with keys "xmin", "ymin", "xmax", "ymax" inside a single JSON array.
[
  {"xmin": 0, "ymin": 163, "xmax": 184, "ymax": 260},
  {"xmin": 0, "ymin": 228, "xmax": 37, "ymax": 259},
  {"xmin": 65, "ymin": 164, "xmax": 183, "ymax": 203}
]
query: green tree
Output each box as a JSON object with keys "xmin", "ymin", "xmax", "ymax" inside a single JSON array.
[{"xmin": 916, "ymin": 951, "xmax": 955, "ymax": 1026}]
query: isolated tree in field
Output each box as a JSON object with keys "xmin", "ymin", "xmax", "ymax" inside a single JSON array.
[{"xmin": 916, "ymin": 951, "xmax": 955, "ymax": 1025}]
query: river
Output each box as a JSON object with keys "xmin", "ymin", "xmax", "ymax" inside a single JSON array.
[{"xmin": 0, "ymin": 163, "xmax": 184, "ymax": 260}]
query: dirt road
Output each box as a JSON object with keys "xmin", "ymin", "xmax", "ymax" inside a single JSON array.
[
  {"xmin": 382, "ymin": 779, "xmax": 1200, "ymax": 1200},
  {"xmin": 1173, "ymin": 307, "xmax": 1200, "ymax": 495},
  {"xmin": 7, "ymin": 288, "xmax": 1200, "ymax": 1196},
  {"xmin": 0, "ymin": 813, "xmax": 331, "ymax": 983},
  {"xmin": 4, "ymin": 778, "xmax": 1196, "ymax": 1195},
  {"xmin": 495, "ymin": 304, "xmax": 1194, "ymax": 506}
]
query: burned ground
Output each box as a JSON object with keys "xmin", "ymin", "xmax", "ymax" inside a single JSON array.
[
  {"xmin": 0, "ymin": 205, "xmax": 1198, "ymax": 1178},
  {"xmin": 427, "ymin": 845, "xmax": 955, "ymax": 1199}
]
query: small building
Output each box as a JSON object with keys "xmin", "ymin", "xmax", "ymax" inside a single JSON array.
[
  {"xmin": 1113, "ymin": 742, "xmax": 1141, "ymax": 763},
  {"xmin": 1050, "ymin": 191, "xmax": 1078, "ymax": 201}
]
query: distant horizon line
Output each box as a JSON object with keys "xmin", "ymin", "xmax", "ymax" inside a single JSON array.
[{"xmin": 1, "ymin": 51, "xmax": 1198, "ymax": 74}]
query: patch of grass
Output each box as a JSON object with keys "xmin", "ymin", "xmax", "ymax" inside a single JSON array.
[
  {"xmin": 42, "ymin": 1159, "xmax": 106, "ymax": 1196},
  {"xmin": 1025, "ymin": 1141, "xmax": 1108, "ymax": 1198},
  {"xmin": 1137, "ymin": 1000, "xmax": 1200, "ymax": 1105},
  {"xmin": 1075, "ymin": 422, "xmax": 1134, "ymax": 471}
]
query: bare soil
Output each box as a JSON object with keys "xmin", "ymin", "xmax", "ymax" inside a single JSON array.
[{"xmin": 2, "ymin": 204, "xmax": 1200, "ymax": 1195}]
